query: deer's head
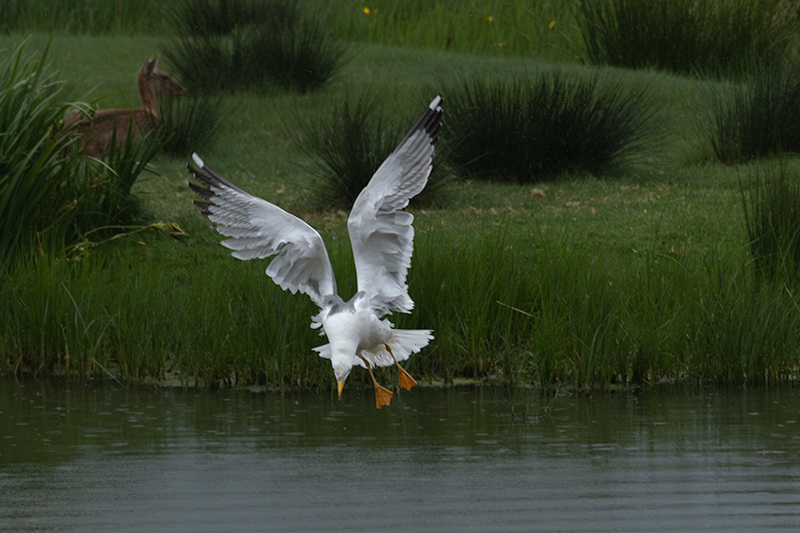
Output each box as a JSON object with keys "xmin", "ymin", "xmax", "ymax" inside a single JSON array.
[{"xmin": 141, "ymin": 58, "xmax": 188, "ymax": 98}]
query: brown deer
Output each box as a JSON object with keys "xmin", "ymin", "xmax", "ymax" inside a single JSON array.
[{"xmin": 68, "ymin": 58, "xmax": 187, "ymax": 157}]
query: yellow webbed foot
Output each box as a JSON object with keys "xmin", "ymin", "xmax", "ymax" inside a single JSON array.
[
  {"xmin": 397, "ymin": 365, "xmax": 417, "ymax": 391},
  {"xmin": 374, "ymin": 383, "xmax": 393, "ymax": 408},
  {"xmin": 386, "ymin": 343, "xmax": 417, "ymax": 391},
  {"xmin": 360, "ymin": 355, "xmax": 394, "ymax": 408}
]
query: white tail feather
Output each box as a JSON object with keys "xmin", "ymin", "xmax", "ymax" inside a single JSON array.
[{"xmin": 314, "ymin": 329, "xmax": 433, "ymax": 369}]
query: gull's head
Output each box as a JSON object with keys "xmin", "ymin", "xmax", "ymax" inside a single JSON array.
[
  {"xmin": 323, "ymin": 301, "xmax": 360, "ymax": 399},
  {"xmin": 331, "ymin": 349, "xmax": 355, "ymax": 399}
]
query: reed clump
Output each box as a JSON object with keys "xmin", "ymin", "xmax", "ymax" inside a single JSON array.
[
  {"xmin": 740, "ymin": 164, "xmax": 800, "ymax": 284},
  {"xmin": 433, "ymin": 70, "xmax": 658, "ymax": 182},
  {"xmin": 0, "ymin": 38, "xmax": 82, "ymax": 265},
  {"xmin": 0, "ymin": 38, "xmax": 168, "ymax": 267},
  {"xmin": 704, "ymin": 59, "xmax": 800, "ymax": 163},
  {"xmin": 296, "ymin": 91, "xmax": 401, "ymax": 206},
  {"xmin": 160, "ymin": 0, "xmax": 345, "ymax": 94},
  {"xmin": 158, "ymin": 94, "xmax": 227, "ymax": 158},
  {"xmin": 295, "ymin": 91, "xmax": 445, "ymax": 207},
  {"xmin": 75, "ymin": 120, "xmax": 169, "ymax": 229}
]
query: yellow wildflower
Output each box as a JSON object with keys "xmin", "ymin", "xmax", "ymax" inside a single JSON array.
[
  {"xmin": 485, "ymin": 15, "xmax": 493, "ymax": 23},
  {"xmin": 364, "ymin": 7, "xmax": 370, "ymax": 15},
  {"xmin": 549, "ymin": 20, "xmax": 556, "ymax": 30}
]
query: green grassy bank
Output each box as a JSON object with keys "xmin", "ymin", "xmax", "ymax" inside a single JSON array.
[{"xmin": 2, "ymin": 27, "xmax": 800, "ymax": 391}]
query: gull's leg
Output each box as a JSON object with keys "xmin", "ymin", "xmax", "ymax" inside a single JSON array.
[
  {"xmin": 386, "ymin": 344, "xmax": 417, "ymax": 391},
  {"xmin": 358, "ymin": 356, "xmax": 393, "ymax": 408}
]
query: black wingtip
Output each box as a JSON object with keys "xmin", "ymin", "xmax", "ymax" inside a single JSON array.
[
  {"xmin": 186, "ymin": 154, "xmax": 232, "ymax": 224},
  {"xmin": 187, "ymin": 154, "xmax": 251, "ymax": 197},
  {"xmin": 186, "ymin": 162, "xmax": 214, "ymax": 221},
  {"xmin": 397, "ymin": 95, "xmax": 443, "ymax": 150}
]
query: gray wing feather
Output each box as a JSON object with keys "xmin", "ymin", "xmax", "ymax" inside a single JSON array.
[
  {"xmin": 188, "ymin": 154, "xmax": 337, "ymax": 308},
  {"xmin": 347, "ymin": 96, "xmax": 442, "ymax": 315}
]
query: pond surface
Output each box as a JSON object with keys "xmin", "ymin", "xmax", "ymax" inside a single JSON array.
[{"xmin": 1, "ymin": 376, "xmax": 799, "ymax": 532}]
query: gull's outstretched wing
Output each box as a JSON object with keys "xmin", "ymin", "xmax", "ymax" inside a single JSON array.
[
  {"xmin": 347, "ymin": 96, "xmax": 443, "ymax": 315},
  {"xmin": 188, "ymin": 153, "xmax": 337, "ymax": 308}
]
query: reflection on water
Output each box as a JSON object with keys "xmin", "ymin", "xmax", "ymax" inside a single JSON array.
[{"xmin": 1, "ymin": 376, "xmax": 799, "ymax": 532}]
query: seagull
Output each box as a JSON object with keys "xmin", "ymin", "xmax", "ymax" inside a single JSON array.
[{"xmin": 187, "ymin": 95, "xmax": 443, "ymax": 408}]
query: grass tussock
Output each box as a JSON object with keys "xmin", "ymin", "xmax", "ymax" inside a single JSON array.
[
  {"xmin": 75, "ymin": 120, "xmax": 169, "ymax": 229},
  {"xmin": 296, "ymin": 91, "xmax": 401, "ymax": 206},
  {"xmin": 0, "ymin": 37, "xmax": 86, "ymax": 266},
  {"xmin": 434, "ymin": 70, "xmax": 658, "ymax": 182},
  {"xmin": 160, "ymin": 0, "xmax": 345, "ymax": 94},
  {"xmin": 741, "ymin": 164, "xmax": 800, "ymax": 284},
  {"xmin": 704, "ymin": 59, "xmax": 800, "ymax": 163},
  {"xmin": 158, "ymin": 94, "xmax": 227, "ymax": 158},
  {"xmin": 295, "ymin": 91, "xmax": 445, "ymax": 207},
  {"xmin": 576, "ymin": 0, "xmax": 800, "ymax": 79}
]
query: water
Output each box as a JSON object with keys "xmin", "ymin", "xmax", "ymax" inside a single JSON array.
[{"xmin": 2, "ymin": 376, "xmax": 799, "ymax": 532}]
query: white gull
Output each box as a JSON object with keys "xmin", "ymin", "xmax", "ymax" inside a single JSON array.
[{"xmin": 187, "ymin": 95, "xmax": 443, "ymax": 408}]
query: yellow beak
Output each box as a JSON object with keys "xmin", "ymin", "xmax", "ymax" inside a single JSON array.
[{"xmin": 337, "ymin": 378, "xmax": 344, "ymax": 399}]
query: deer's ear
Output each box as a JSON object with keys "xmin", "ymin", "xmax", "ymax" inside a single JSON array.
[{"xmin": 144, "ymin": 57, "xmax": 157, "ymax": 74}]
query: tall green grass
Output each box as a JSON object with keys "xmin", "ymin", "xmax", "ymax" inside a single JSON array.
[
  {"xmin": 5, "ymin": 219, "xmax": 799, "ymax": 389},
  {"xmin": 314, "ymin": 0, "xmax": 572, "ymax": 61},
  {"xmin": 408, "ymin": 226, "xmax": 689, "ymax": 387},
  {"xmin": 576, "ymin": 0, "xmax": 800, "ymax": 79},
  {"xmin": 2, "ymin": 239, "xmax": 332, "ymax": 386},
  {"xmin": 0, "ymin": 0, "xmax": 163, "ymax": 35},
  {"xmin": 412, "ymin": 226, "xmax": 800, "ymax": 386},
  {"xmin": 689, "ymin": 248, "xmax": 800, "ymax": 381},
  {"xmin": 432, "ymin": 70, "xmax": 658, "ymax": 182},
  {"xmin": 0, "ymin": 0, "xmax": 576, "ymax": 63}
]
